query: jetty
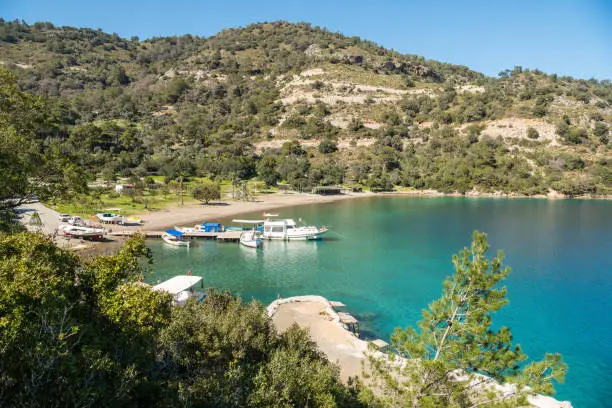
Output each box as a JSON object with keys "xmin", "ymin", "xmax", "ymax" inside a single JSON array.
[{"xmin": 107, "ymin": 230, "xmax": 243, "ymax": 242}]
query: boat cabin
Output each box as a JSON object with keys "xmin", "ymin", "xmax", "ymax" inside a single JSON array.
[
  {"xmin": 153, "ymin": 275, "xmax": 205, "ymax": 305},
  {"xmin": 202, "ymin": 222, "xmax": 222, "ymax": 232}
]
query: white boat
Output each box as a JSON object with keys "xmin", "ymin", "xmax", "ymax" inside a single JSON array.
[
  {"xmin": 162, "ymin": 229, "xmax": 190, "ymax": 247},
  {"xmin": 62, "ymin": 225, "xmax": 105, "ymax": 240},
  {"xmin": 240, "ymin": 230, "xmax": 262, "ymax": 249},
  {"xmin": 96, "ymin": 213, "xmax": 124, "ymax": 224},
  {"xmin": 233, "ymin": 218, "xmax": 327, "ymax": 240},
  {"xmin": 153, "ymin": 275, "xmax": 205, "ymax": 305},
  {"xmin": 263, "ymin": 219, "xmax": 328, "ymax": 240}
]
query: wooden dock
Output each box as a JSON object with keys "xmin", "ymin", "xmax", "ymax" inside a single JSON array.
[{"xmin": 107, "ymin": 230, "xmax": 243, "ymax": 242}]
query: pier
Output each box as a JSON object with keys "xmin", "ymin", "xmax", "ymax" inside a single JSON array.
[{"xmin": 107, "ymin": 230, "xmax": 243, "ymax": 242}]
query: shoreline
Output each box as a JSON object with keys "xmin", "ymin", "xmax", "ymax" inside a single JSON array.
[
  {"xmin": 270, "ymin": 296, "xmax": 572, "ymax": 408},
  {"xmin": 129, "ymin": 189, "xmax": 611, "ymax": 232}
]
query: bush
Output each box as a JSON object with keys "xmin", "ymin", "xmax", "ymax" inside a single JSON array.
[{"xmin": 526, "ymin": 127, "xmax": 539, "ymax": 139}]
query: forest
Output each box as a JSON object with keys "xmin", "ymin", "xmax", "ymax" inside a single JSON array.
[{"xmin": 0, "ymin": 18, "xmax": 610, "ymax": 207}]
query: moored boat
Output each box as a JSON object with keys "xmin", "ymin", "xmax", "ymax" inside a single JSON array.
[
  {"xmin": 162, "ymin": 229, "xmax": 190, "ymax": 247},
  {"xmin": 240, "ymin": 230, "xmax": 262, "ymax": 249},
  {"xmin": 262, "ymin": 219, "xmax": 327, "ymax": 240}
]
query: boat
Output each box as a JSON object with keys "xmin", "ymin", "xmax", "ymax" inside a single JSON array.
[
  {"xmin": 176, "ymin": 222, "xmax": 224, "ymax": 236},
  {"xmin": 162, "ymin": 229, "xmax": 190, "ymax": 247},
  {"xmin": 153, "ymin": 275, "xmax": 205, "ymax": 305},
  {"xmin": 124, "ymin": 216, "xmax": 143, "ymax": 226},
  {"xmin": 62, "ymin": 225, "xmax": 105, "ymax": 240},
  {"xmin": 240, "ymin": 230, "xmax": 262, "ymax": 249},
  {"xmin": 263, "ymin": 218, "xmax": 328, "ymax": 240},
  {"xmin": 96, "ymin": 212, "xmax": 124, "ymax": 224},
  {"xmin": 233, "ymin": 218, "xmax": 328, "ymax": 240}
]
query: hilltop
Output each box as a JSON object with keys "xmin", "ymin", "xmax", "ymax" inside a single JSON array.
[{"xmin": 1, "ymin": 18, "xmax": 611, "ymax": 196}]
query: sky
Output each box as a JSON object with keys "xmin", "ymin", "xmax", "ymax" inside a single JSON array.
[{"xmin": 2, "ymin": 0, "xmax": 611, "ymax": 79}]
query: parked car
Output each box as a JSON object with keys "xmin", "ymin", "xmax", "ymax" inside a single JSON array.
[{"xmin": 58, "ymin": 214, "xmax": 71, "ymax": 222}]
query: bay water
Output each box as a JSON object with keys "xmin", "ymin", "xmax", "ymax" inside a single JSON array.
[{"xmin": 145, "ymin": 196, "xmax": 612, "ymax": 407}]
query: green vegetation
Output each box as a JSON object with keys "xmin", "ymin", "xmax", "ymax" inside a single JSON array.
[
  {"xmin": 0, "ymin": 19, "xmax": 610, "ymax": 204},
  {"xmin": 0, "ymin": 232, "xmax": 363, "ymax": 407},
  {"xmin": 365, "ymin": 231, "xmax": 566, "ymax": 407},
  {"xmin": 192, "ymin": 179, "xmax": 221, "ymax": 204}
]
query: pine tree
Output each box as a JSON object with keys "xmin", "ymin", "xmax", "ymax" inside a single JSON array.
[{"xmin": 365, "ymin": 231, "xmax": 566, "ymax": 407}]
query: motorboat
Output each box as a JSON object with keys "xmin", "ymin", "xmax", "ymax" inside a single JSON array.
[
  {"xmin": 96, "ymin": 213, "xmax": 124, "ymax": 224},
  {"xmin": 240, "ymin": 230, "xmax": 262, "ymax": 249},
  {"xmin": 233, "ymin": 218, "xmax": 327, "ymax": 240},
  {"xmin": 62, "ymin": 225, "xmax": 105, "ymax": 240},
  {"xmin": 263, "ymin": 218, "xmax": 327, "ymax": 240},
  {"xmin": 153, "ymin": 275, "xmax": 205, "ymax": 305},
  {"xmin": 162, "ymin": 229, "xmax": 190, "ymax": 247}
]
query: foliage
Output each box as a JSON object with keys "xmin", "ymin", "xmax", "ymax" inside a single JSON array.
[
  {"xmin": 192, "ymin": 179, "xmax": 221, "ymax": 204},
  {"xmin": 0, "ymin": 233, "xmax": 363, "ymax": 407},
  {"xmin": 365, "ymin": 231, "xmax": 566, "ymax": 407}
]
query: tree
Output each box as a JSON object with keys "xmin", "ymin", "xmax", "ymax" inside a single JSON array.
[
  {"xmin": 192, "ymin": 179, "xmax": 221, "ymax": 204},
  {"xmin": 0, "ymin": 233, "xmax": 172, "ymax": 406},
  {"xmin": 365, "ymin": 231, "xmax": 566, "ymax": 408}
]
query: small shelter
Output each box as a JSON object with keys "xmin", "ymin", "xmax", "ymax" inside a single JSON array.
[{"xmin": 312, "ymin": 186, "xmax": 341, "ymax": 195}]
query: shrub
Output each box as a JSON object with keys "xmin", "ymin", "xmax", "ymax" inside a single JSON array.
[{"xmin": 526, "ymin": 127, "xmax": 539, "ymax": 139}]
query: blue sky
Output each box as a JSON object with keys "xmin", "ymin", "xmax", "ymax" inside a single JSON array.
[{"xmin": 2, "ymin": 0, "xmax": 611, "ymax": 79}]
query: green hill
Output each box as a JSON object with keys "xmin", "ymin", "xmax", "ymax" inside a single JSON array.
[{"xmin": 1, "ymin": 18, "xmax": 611, "ymax": 196}]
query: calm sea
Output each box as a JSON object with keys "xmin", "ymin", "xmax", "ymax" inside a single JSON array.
[{"xmin": 145, "ymin": 196, "xmax": 612, "ymax": 407}]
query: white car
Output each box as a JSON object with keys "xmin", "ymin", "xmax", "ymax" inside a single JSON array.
[{"xmin": 58, "ymin": 214, "xmax": 71, "ymax": 222}]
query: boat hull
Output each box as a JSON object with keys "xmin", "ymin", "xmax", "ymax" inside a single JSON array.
[{"xmin": 162, "ymin": 234, "xmax": 190, "ymax": 247}]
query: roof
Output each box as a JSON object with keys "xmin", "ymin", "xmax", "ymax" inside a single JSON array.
[
  {"xmin": 153, "ymin": 275, "xmax": 203, "ymax": 294},
  {"xmin": 202, "ymin": 222, "xmax": 221, "ymax": 226},
  {"xmin": 165, "ymin": 229, "xmax": 183, "ymax": 237},
  {"xmin": 232, "ymin": 219, "xmax": 265, "ymax": 224},
  {"xmin": 338, "ymin": 312, "xmax": 358, "ymax": 324},
  {"xmin": 371, "ymin": 339, "xmax": 389, "ymax": 349}
]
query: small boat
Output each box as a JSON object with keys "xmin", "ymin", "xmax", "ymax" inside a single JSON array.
[
  {"xmin": 124, "ymin": 217, "xmax": 143, "ymax": 226},
  {"xmin": 263, "ymin": 212, "xmax": 279, "ymax": 217},
  {"xmin": 62, "ymin": 225, "xmax": 105, "ymax": 240},
  {"xmin": 240, "ymin": 230, "xmax": 262, "ymax": 249},
  {"xmin": 153, "ymin": 275, "xmax": 205, "ymax": 305},
  {"xmin": 96, "ymin": 213, "xmax": 124, "ymax": 224},
  {"xmin": 162, "ymin": 229, "xmax": 190, "ymax": 247}
]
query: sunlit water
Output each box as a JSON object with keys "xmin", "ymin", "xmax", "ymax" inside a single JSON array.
[{"xmin": 145, "ymin": 196, "xmax": 612, "ymax": 407}]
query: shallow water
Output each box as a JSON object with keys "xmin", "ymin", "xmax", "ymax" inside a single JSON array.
[{"xmin": 145, "ymin": 196, "xmax": 612, "ymax": 407}]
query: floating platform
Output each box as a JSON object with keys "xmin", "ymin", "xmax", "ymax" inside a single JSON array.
[{"xmin": 107, "ymin": 230, "xmax": 243, "ymax": 242}]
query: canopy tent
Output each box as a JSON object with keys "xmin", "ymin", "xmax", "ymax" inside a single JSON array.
[
  {"xmin": 153, "ymin": 275, "xmax": 203, "ymax": 295},
  {"xmin": 232, "ymin": 219, "xmax": 265, "ymax": 224},
  {"xmin": 164, "ymin": 229, "xmax": 184, "ymax": 237}
]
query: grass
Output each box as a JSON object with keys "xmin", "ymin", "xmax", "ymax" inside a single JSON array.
[{"xmin": 48, "ymin": 178, "xmax": 276, "ymax": 218}]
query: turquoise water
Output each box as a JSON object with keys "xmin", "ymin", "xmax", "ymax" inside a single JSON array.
[{"xmin": 145, "ymin": 197, "xmax": 612, "ymax": 407}]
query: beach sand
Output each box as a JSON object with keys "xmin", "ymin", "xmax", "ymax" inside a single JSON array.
[
  {"xmin": 271, "ymin": 300, "xmax": 368, "ymax": 381},
  {"xmin": 135, "ymin": 191, "xmax": 373, "ymax": 231}
]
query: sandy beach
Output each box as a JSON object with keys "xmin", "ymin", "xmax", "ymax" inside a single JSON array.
[{"xmin": 134, "ymin": 191, "xmax": 374, "ymax": 231}]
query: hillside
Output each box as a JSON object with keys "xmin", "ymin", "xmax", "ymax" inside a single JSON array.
[{"xmin": 1, "ymin": 18, "xmax": 611, "ymax": 197}]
